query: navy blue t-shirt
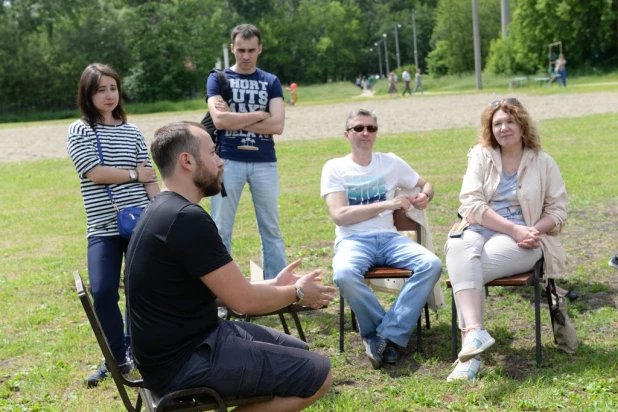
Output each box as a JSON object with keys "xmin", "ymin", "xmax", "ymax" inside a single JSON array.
[{"xmin": 206, "ymin": 67, "xmax": 283, "ymax": 163}]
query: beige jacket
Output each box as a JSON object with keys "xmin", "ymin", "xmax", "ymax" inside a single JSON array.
[{"xmin": 458, "ymin": 145, "xmax": 569, "ymax": 279}]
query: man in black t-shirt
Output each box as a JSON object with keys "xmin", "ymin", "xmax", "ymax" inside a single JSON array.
[{"xmin": 125, "ymin": 121, "xmax": 336, "ymax": 409}]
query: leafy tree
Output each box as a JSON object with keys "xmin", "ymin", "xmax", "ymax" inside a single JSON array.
[
  {"xmin": 427, "ymin": 0, "xmax": 502, "ymax": 75},
  {"xmin": 502, "ymin": 0, "xmax": 617, "ymax": 74}
]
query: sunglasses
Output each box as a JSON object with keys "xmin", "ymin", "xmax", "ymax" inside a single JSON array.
[
  {"xmin": 489, "ymin": 97, "xmax": 520, "ymax": 109},
  {"xmin": 346, "ymin": 124, "xmax": 378, "ymax": 133}
]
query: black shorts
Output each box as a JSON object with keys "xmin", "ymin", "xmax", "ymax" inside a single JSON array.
[{"xmin": 165, "ymin": 320, "xmax": 330, "ymax": 399}]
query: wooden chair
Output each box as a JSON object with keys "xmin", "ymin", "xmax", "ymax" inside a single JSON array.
[
  {"xmin": 445, "ymin": 258, "xmax": 553, "ymax": 366},
  {"xmin": 339, "ymin": 209, "xmax": 432, "ymax": 353},
  {"xmin": 73, "ymin": 271, "xmax": 272, "ymax": 411}
]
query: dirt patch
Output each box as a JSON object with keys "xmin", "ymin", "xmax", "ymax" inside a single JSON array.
[{"xmin": 2, "ymin": 91, "xmax": 618, "ymax": 162}]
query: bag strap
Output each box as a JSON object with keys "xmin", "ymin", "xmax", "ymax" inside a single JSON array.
[
  {"xmin": 93, "ymin": 128, "xmax": 119, "ymax": 212},
  {"xmin": 205, "ymin": 69, "xmax": 231, "ymax": 102},
  {"xmin": 216, "ymin": 69, "xmax": 231, "ymax": 102}
]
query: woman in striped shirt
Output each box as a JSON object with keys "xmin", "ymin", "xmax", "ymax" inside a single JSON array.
[{"xmin": 67, "ymin": 63, "xmax": 159, "ymax": 387}]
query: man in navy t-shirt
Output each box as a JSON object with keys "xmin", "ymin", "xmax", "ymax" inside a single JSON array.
[{"xmin": 206, "ymin": 24, "xmax": 286, "ymax": 279}]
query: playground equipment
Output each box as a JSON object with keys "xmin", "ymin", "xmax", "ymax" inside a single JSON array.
[
  {"xmin": 546, "ymin": 41, "xmax": 562, "ymax": 86},
  {"xmin": 285, "ymin": 83, "xmax": 298, "ymax": 105}
]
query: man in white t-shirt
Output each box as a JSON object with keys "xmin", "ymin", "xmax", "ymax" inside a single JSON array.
[
  {"xmin": 402, "ymin": 68, "xmax": 412, "ymax": 96},
  {"xmin": 320, "ymin": 109, "xmax": 442, "ymax": 369}
]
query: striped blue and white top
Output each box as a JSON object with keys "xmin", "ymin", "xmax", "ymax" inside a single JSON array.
[{"xmin": 67, "ymin": 120, "xmax": 151, "ymax": 238}]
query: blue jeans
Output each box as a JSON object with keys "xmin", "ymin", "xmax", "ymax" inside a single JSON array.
[
  {"xmin": 87, "ymin": 235, "xmax": 130, "ymax": 364},
  {"xmin": 210, "ymin": 159, "xmax": 286, "ymax": 279},
  {"xmin": 332, "ymin": 232, "xmax": 442, "ymax": 347}
]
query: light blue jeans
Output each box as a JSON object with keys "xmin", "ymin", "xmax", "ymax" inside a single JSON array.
[
  {"xmin": 210, "ymin": 159, "xmax": 286, "ymax": 279},
  {"xmin": 333, "ymin": 232, "xmax": 442, "ymax": 347}
]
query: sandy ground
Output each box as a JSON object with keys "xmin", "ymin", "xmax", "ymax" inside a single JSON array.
[{"xmin": 2, "ymin": 91, "xmax": 618, "ymax": 162}]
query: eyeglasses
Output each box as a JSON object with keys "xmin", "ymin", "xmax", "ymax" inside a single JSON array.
[
  {"xmin": 489, "ymin": 97, "xmax": 520, "ymax": 109},
  {"xmin": 346, "ymin": 124, "xmax": 378, "ymax": 133}
]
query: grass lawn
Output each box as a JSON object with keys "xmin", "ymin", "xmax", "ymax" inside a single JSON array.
[{"xmin": 0, "ymin": 113, "xmax": 617, "ymax": 411}]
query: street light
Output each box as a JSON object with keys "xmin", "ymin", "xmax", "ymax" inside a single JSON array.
[
  {"xmin": 382, "ymin": 33, "xmax": 389, "ymax": 74},
  {"xmin": 374, "ymin": 41, "xmax": 383, "ymax": 78},
  {"xmin": 411, "ymin": 9, "xmax": 419, "ymax": 70},
  {"xmin": 394, "ymin": 23, "xmax": 402, "ymax": 69}
]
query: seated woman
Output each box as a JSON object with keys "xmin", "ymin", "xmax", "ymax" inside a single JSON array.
[{"xmin": 445, "ymin": 98, "xmax": 569, "ymax": 382}]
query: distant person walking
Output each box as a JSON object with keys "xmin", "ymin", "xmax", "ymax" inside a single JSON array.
[
  {"xmin": 401, "ymin": 68, "xmax": 412, "ymax": 96},
  {"xmin": 555, "ymin": 54, "xmax": 567, "ymax": 87},
  {"xmin": 388, "ymin": 70, "xmax": 398, "ymax": 98},
  {"xmin": 412, "ymin": 68, "xmax": 424, "ymax": 95}
]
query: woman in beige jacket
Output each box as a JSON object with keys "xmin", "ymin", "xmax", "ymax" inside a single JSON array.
[{"xmin": 444, "ymin": 98, "xmax": 569, "ymax": 382}]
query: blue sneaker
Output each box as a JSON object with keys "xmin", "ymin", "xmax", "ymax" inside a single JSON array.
[
  {"xmin": 458, "ymin": 329, "xmax": 495, "ymax": 363},
  {"xmin": 362, "ymin": 334, "xmax": 387, "ymax": 369},
  {"xmin": 609, "ymin": 255, "xmax": 618, "ymax": 270},
  {"xmin": 85, "ymin": 359, "xmax": 133, "ymax": 387}
]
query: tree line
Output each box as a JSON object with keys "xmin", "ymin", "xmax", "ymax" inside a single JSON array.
[{"xmin": 0, "ymin": 0, "xmax": 616, "ymax": 115}]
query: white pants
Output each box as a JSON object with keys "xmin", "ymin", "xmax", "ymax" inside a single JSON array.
[{"xmin": 445, "ymin": 230, "xmax": 542, "ymax": 327}]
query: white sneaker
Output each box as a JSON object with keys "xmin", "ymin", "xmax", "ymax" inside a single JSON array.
[
  {"xmin": 447, "ymin": 358, "xmax": 481, "ymax": 382},
  {"xmin": 458, "ymin": 329, "xmax": 495, "ymax": 363}
]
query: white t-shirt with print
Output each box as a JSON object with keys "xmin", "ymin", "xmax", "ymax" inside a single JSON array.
[{"xmin": 321, "ymin": 152, "xmax": 419, "ymax": 239}]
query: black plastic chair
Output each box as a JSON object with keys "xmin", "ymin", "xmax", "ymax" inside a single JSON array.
[{"xmin": 73, "ymin": 271, "xmax": 272, "ymax": 411}]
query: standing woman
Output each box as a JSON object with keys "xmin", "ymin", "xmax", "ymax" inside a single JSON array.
[
  {"xmin": 67, "ymin": 63, "xmax": 159, "ymax": 387},
  {"xmin": 445, "ymin": 98, "xmax": 569, "ymax": 382}
]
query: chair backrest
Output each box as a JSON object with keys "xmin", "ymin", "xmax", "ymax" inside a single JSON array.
[
  {"xmin": 393, "ymin": 209, "xmax": 422, "ymax": 244},
  {"xmin": 73, "ymin": 271, "xmax": 143, "ymax": 412}
]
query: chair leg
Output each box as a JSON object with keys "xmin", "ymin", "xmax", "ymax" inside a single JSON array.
[
  {"xmin": 534, "ymin": 267, "xmax": 542, "ymax": 367},
  {"xmin": 416, "ymin": 315, "xmax": 422, "ymax": 355},
  {"xmin": 424, "ymin": 302, "xmax": 430, "ymax": 330},
  {"xmin": 546, "ymin": 279, "xmax": 557, "ymax": 343},
  {"xmin": 339, "ymin": 294, "xmax": 345, "ymax": 353},
  {"xmin": 451, "ymin": 289, "xmax": 458, "ymax": 362},
  {"xmin": 277, "ymin": 313, "xmax": 291, "ymax": 336},
  {"xmin": 289, "ymin": 309, "xmax": 306, "ymax": 342}
]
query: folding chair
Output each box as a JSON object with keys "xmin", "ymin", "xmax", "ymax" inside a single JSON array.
[
  {"xmin": 445, "ymin": 258, "xmax": 553, "ymax": 366},
  {"xmin": 219, "ymin": 261, "xmax": 321, "ymax": 342},
  {"xmin": 226, "ymin": 303, "xmax": 319, "ymax": 342},
  {"xmin": 73, "ymin": 271, "xmax": 272, "ymax": 411},
  {"xmin": 339, "ymin": 209, "xmax": 432, "ymax": 353}
]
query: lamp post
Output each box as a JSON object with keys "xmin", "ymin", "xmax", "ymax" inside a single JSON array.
[
  {"xmin": 374, "ymin": 42, "xmax": 383, "ymax": 78},
  {"xmin": 382, "ymin": 33, "xmax": 389, "ymax": 74},
  {"xmin": 411, "ymin": 9, "xmax": 419, "ymax": 70},
  {"xmin": 394, "ymin": 23, "xmax": 402, "ymax": 69},
  {"xmin": 472, "ymin": 0, "xmax": 482, "ymax": 89}
]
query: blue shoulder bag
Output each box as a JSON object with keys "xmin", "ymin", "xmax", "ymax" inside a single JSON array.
[{"xmin": 94, "ymin": 129, "xmax": 144, "ymax": 239}]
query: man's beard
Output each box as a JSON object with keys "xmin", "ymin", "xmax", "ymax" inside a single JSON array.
[{"xmin": 193, "ymin": 159, "xmax": 222, "ymax": 198}]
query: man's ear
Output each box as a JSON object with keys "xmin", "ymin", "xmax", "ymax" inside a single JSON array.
[{"xmin": 178, "ymin": 152, "xmax": 193, "ymax": 172}]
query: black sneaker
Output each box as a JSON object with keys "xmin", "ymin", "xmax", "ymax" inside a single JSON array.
[
  {"xmin": 609, "ymin": 255, "xmax": 618, "ymax": 270},
  {"xmin": 362, "ymin": 334, "xmax": 387, "ymax": 369},
  {"xmin": 382, "ymin": 342, "xmax": 399, "ymax": 365},
  {"xmin": 85, "ymin": 360, "xmax": 133, "ymax": 388}
]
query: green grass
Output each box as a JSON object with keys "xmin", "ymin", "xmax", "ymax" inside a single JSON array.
[
  {"xmin": 1, "ymin": 113, "xmax": 618, "ymax": 410},
  {"xmin": 3, "ymin": 70, "xmax": 618, "ymax": 126}
]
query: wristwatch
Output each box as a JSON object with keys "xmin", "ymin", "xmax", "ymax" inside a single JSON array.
[
  {"xmin": 129, "ymin": 169, "xmax": 138, "ymax": 182},
  {"xmin": 294, "ymin": 285, "xmax": 304, "ymax": 304}
]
